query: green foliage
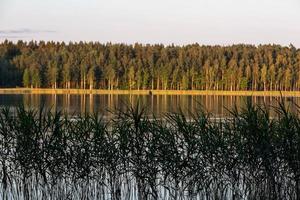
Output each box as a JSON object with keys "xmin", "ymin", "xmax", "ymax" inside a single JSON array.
[
  {"xmin": 142, "ymin": 68, "xmax": 149, "ymax": 89},
  {"xmin": 22, "ymin": 68, "xmax": 30, "ymax": 88},
  {"xmin": 31, "ymin": 67, "xmax": 41, "ymax": 88},
  {"xmin": 87, "ymin": 66, "xmax": 95, "ymax": 89},
  {"xmin": 181, "ymin": 73, "xmax": 189, "ymax": 90},
  {"xmin": 261, "ymin": 64, "xmax": 268, "ymax": 90},
  {"xmin": 104, "ymin": 65, "xmax": 115, "ymax": 90},
  {"xmin": 240, "ymin": 77, "xmax": 248, "ymax": 90},
  {"xmin": 128, "ymin": 65, "xmax": 135, "ymax": 90},
  {"xmin": 47, "ymin": 61, "xmax": 58, "ymax": 88},
  {"xmin": 62, "ymin": 63, "xmax": 71, "ymax": 88},
  {"xmin": 0, "ymin": 41, "xmax": 299, "ymax": 91}
]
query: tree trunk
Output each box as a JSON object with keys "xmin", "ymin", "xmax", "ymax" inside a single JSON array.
[
  {"xmin": 191, "ymin": 77, "xmax": 194, "ymax": 90},
  {"xmin": 151, "ymin": 78, "xmax": 154, "ymax": 90},
  {"xmin": 270, "ymin": 81, "xmax": 272, "ymax": 91}
]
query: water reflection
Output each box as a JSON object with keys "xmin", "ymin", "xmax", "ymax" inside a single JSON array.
[{"xmin": 0, "ymin": 94, "xmax": 298, "ymax": 117}]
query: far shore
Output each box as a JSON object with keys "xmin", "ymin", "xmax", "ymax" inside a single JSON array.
[{"xmin": 0, "ymin": 88, "xmax": 300, "ymax": 97}]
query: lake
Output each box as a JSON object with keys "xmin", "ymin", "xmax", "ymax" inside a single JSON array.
[
  {"xmin": 0, "ymin": 93, "xmax": 299, "ymax": 200},
  {"xmin": 0, "ymin": 93, "xmax": 298, "ymax": 117}
]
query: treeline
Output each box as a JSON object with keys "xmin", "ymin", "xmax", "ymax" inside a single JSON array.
[{"xmin": 0, "ymin": 40, "xmax": 300, "ymax": 91}]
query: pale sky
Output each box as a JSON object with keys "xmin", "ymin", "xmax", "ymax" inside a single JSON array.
[{"xmin": 0, "ymin": 0, "xmax": 299, "ymax": 47}]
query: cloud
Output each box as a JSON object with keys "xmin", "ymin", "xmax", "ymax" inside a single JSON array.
[
  {"xmin": 0, "ymin": 29, "xmax": 57, "ymax": 40},
  {"xmin": 0, "ymin": 28, "xmax": 56, "ymax": 34},
  {"xmin": 0, "ymin": 35, "xmax": 29, "ymax": 38}
]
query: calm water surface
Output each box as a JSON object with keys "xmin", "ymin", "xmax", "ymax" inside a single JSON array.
[{"xmin": 0, "ymin": 94, "xmax": 298, "ymax": 117}]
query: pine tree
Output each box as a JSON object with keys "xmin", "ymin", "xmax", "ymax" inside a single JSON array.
[
  {"xmin": 80, "ymin": 63, "xmax": 87, "ymax": 89},
  {"xmin": 181, "ymin": 73, "xmax": 189, "ymax": 90},
  {"xmin": 136, "ymin": 66, "xmax": 142, "ymax": 90},
  {"xmin": 142, "ymin": 69, "xmax": 149, "ymax": 90},
  {"xmin": 269, "ymin": 64, "xmax": 275, "ymax": 90},
  {"xmin": 128, "ymin": 65, "xmax": 135, "ymax": 90},
  {"xmin": 284, "ymin": 68, "xmax": 292, "ymax": 91},
  {"xmin": 63, "ymin": 63, "xmax": 71, "ymax": 89},
  {"xmin": 104, "ymin": 66, "xmax": 115, "ymax": 90},
  {"xmin": 261, "ymin": 64, "xmax": 268, "ymax": 91},
  {"xmin": 87, "ymin": 67, "xmax": 95, "ymax": 90},
  {"xmin": 47, "ymin": 61, "xmax": 58, "ymax": 89},
  {"xmin": 31, "ymin": 68, "xmax": 41, "ymax": 88},
  {"xmin": 23, "ymin": 68, "xmax": 30, "ymax": 88}
]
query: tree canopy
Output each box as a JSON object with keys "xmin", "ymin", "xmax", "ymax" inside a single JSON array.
[{"xmin": 0, "ymin": 40, "xmax": 299, "ymax": 91}]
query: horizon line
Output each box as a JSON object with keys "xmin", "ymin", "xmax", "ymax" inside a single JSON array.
[{"xmin": 0, "ymin": 39, "xmax": 298, "ymax": 49}]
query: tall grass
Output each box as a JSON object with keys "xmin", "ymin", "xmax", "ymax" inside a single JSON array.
[{"xmin": 0, "ymin": 100, "xmax": 299, "ymax": 199}]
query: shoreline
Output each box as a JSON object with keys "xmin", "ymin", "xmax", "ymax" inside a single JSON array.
[{"xmin": 0, "ymin": 88, "xmax": 299, "ymax": 97}]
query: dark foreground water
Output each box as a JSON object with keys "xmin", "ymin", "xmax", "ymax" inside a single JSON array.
[
  {"xmin": 0, "ymin": 94, "xmax": 299, "ymax": 200},
  {"xmin": 0, "ymin": 101, "xmax": 299, "ymax": 200},
  {"xmin": 0, "ymin": 94, "xmax": 299, "ymax": 117}
]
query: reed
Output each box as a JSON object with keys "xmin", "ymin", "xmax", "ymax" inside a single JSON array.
[{"xmin": 0, "ymin": 100, "xmax": 299, "ymax": 199}]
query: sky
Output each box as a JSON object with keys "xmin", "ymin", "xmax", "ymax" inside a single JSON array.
[{"xmin": 0, "ymin": 0, "xmax": 299, "ymax": 47}]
